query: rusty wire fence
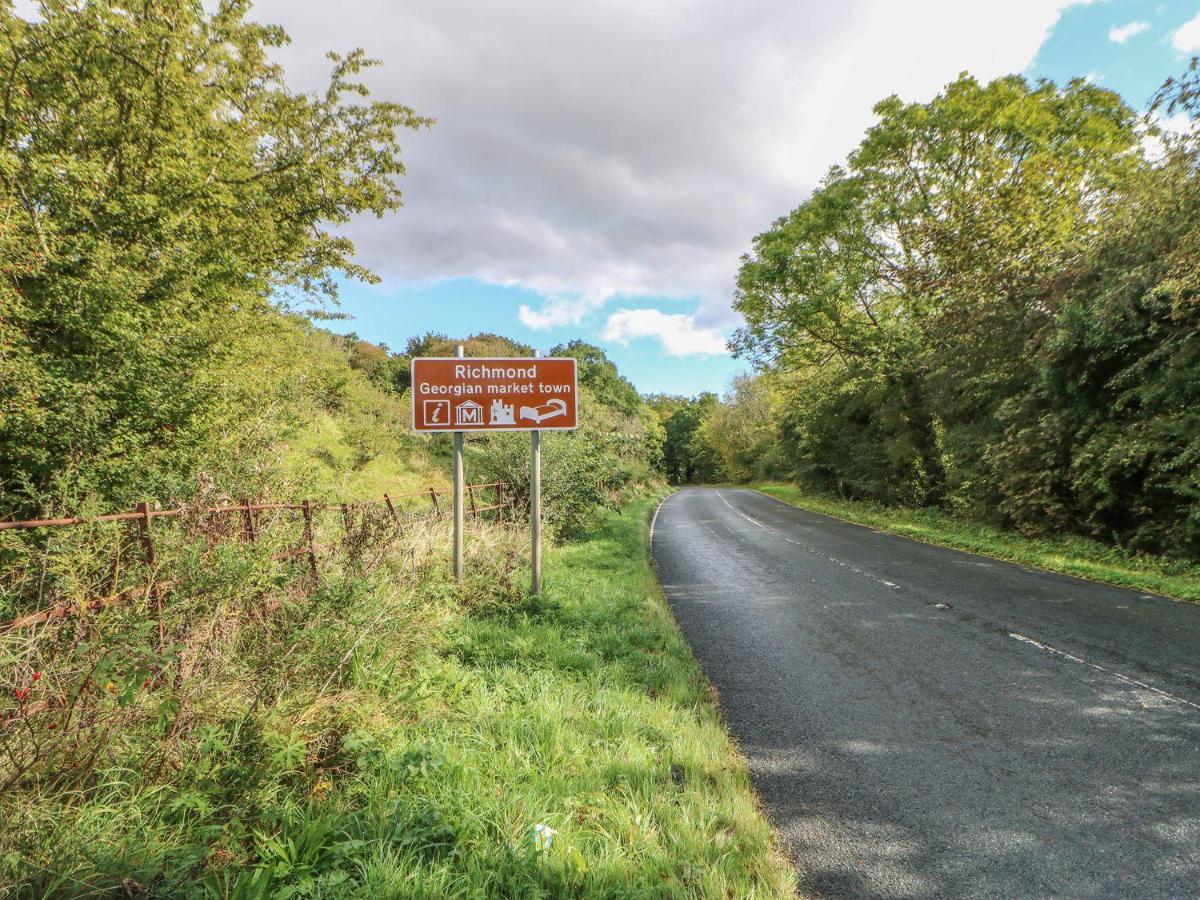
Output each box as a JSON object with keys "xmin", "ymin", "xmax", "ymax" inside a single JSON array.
[{"xmin": 0, "ymin": 482, "xmax": 513, "ymax": 731}]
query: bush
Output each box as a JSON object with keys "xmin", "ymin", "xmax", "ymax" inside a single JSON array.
[{"xmin": 476, "ymin": 432, "xmax": 611, "ymax": 539}]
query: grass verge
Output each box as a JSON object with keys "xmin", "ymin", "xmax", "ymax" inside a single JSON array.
[
  {"xmin": 3, "ymin": 498, "xmax": 795, "ymax": 898},
  {"xmin": 356, "ymin": 494, "xmax": 796, "ymax": 896},
  {"xmin": 752, "ymin": 482, "xmax": 1200, "ymax": 602}
]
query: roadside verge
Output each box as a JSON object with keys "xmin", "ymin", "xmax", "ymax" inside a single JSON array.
[
  {"xmin": 363, "ymin": 493, "xmax": 797, "ymax": 895},
  {"xmin": 752, "ymin": 482, "xmax": 1200, "ymax": 603}
]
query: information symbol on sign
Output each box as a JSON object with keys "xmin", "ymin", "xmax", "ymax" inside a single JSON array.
[
  {"xmin": 455, "ymin": 400, "xmax": 484, "ymax": 426},
  {"xmin": 424, "ymin": 400, "xmax": 450, "ymax": 426}
]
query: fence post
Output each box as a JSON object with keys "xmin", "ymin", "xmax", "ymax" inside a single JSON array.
[
  {"xmin": 136, "ymin": 501, "xmax": 164, "ymax": 645},
  {"xmin": 428, "ymin": 487, "xmax": 441, "ymax": 516},
  {"xmin": 468, "ymin": 484, "xmax": 478, "ymax": 519},
  {"xmin": 136, "ymin": 501, "xmax": 157, "ymax": 567},
  {"xmin": 301, "ymin": 500, "xmax": 319, "ymax": 584},
  {"xmin": 383, "ymin": 493, "xmax": 400, "ymax": 525},
  {"xmin": 241, "ymin": 498, "xmax": 257, "ymax": 543}
]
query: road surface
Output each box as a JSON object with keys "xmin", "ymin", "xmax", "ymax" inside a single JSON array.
[{"xmin": 651, "ymin": 487, "xmax": 1200, "ymax": 899}]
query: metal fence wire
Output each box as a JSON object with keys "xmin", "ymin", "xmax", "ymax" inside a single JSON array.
[{"xmin": 0, "ymin": 482, "xmax": 513, "ymax": 636}]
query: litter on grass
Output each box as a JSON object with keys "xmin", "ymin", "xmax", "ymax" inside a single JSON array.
[{"xmin": 531, "ymin": 823, "xmax": 556, "ymax": 851}]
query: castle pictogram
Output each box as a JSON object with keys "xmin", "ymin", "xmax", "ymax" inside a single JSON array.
[{"xmin": 489, "ymin": 398, "xmax": 516, "ymax": 425}]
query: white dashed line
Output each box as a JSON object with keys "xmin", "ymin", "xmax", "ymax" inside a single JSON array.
[
  {"xmin": 780, "ymin": 534, "xmax": 899, "ymax": 589},
  {"xmin": 714, "ymin": 489, "xmax": 768, "ymax": 529},
  {"xmin": 716, "ymin": 489, "xmax": 898, "ymax": 589},
  {"xmin": 1009, "ymin": 632, "xmax": 1200, "ymax": 711}
]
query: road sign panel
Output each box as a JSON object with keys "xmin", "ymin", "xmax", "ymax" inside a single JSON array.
[{"xmin": 410, "ymin": 357, "xmax": 579, "ymax": 432}]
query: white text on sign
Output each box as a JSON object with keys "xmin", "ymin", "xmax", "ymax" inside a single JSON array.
[{"xmin": 410, "ymin": 357, "xmax": 579, "ymax": 432}]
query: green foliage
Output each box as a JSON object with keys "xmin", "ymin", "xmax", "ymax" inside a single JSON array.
[
  {"xmin": 478, "ymin": 430, "xmax": 610, "ymax": 538},
  {"xmin": 374, "ymin": 332, "xmax": 536, "ymax": 394},
  {"xmin": 431, "ymin": 341, "xmax": 665, "ymax": 536},
  {"xmin": 660, "ymin": 393, "xmax": 720, "ymax": 483},
  {"xmin": 719, "ymin": 67, "xmax": 1200, "ymax": 558},
  {"xmin": 1, "ymin": 500, "xmax": 795, "ymax": 897},
  {"xmin": 0, "ymin": 0, "xmax": 429, "ymax": 516},
  {"xmin": 992, "ymin": 134, "xmax": 1200, "ymax": 554},
  {"xmin": 476, "ymin": 379, "xmax": 663, "ymax": 537},
  {"xmin": 699, "ymin": 374, "xmax": 783, "ymax": 483}
]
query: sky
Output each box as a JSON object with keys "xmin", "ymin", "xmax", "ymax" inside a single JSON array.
[{"xmin": 242, "ymin": 0, "xmax": 1200, "ymax": 396}]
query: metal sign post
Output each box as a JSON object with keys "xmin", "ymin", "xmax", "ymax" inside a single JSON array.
[
  {"xmin": 531, "ymin": 350, "xmax": 542, "ymax": 595},
  {"xmin": 409, "ymin": 352, "xmax": 578, "ymax": 591},
  {"xmin": 453, "ymin": 345, "xmax": 465, "ymax": 584}
]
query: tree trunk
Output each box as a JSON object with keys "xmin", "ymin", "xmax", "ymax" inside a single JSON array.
[{"xmin": 898, "ymin": 371, "xmax": 947, "ymax": 507}]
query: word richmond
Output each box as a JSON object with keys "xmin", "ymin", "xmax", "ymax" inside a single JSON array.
[{"xmin": 453, "ymin": 364, "xmax": 537, "ymax": 379}]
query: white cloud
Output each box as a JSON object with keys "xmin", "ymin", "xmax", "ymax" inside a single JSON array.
[
  {"xmin": 1108, "ymin": 21, "xmax": 1149, "ymax": 44},
  {"xmin": 1155, "ymin": 112, "xmax": 1193, "ymax": 135},
  {"xmin": 1142, "ymin": 110, "xmax": 1194, "ymax": 161},
  {"xmin": 1174, "ymin": 12, "xmax": 1200, "ymax": 52},
  {"xmin": 601, "ymin": 309, "xmax": 728, "ymax": 357},
  {"xmin": 517, "ymin": 294, "xmax": 607, "ymax": 330},
  {"xmin": 251, "ymin": 0, "xmax": 1090, "ymax": 329}
]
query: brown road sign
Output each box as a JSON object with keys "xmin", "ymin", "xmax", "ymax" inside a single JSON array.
[{"xmin": 411, "ymin": 357, "xmax": 579, "ymax": 432}]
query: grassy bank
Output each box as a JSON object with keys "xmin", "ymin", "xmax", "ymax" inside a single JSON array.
[
  {"xmin": 3, "ymin": 498, "xmax": 795, "ymax": 897},
  {"xmin": 753, "ymin": 483, "xmax": 1200, "ymax": 603},
  {"xmin": 375, "ymin": 494, "xmax": 795, "ymax": 896}
]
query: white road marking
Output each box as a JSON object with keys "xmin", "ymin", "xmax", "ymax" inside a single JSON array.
[
  {"xmin": 649, "ymin": 492, "xmax": 673, "ymax": 548},
  {"xmin": 749, "ymin": 490, "xmax": 1188, "ymax": 604},
  {"xmin": 1008, "ymin": 632, "xmax": 1200, "ymax": 712},
  {"xmin": 780, "ymin": 535, "xmax": 899, "ymax": 589},
  {"xmin": 714, "ymin": 489, "xmax": 768, "ymax": 528},
  {"xmin": 715, "ymin": 489, "xmax": 898, "ymax": 589}
]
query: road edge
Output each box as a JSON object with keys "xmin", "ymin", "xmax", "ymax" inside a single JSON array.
[
  {"xmin": 642, "ymin": 487, "xmax": 805, "ymax": 895},
  {"xmin": 744, "ymin": 484, "xmax": 1196, "ymax": 605}
]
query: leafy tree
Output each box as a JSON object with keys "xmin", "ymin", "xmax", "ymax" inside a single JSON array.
[
  {"xmin": 382, "ymin": 332, "xmax": 534, "ymax": 393},
  {"xmin": 732, "ymin": 73, "xmax": 1142, "ymax": 508},
  {"xmin": 990, "ymin": 72, "xmax": 1200, "ymax": 554},
  {"xmin": 699, "ymin": 374, "xmax": 782, "ymax": 482},
  {"xmin": 0, "ymin": 0, "xmax": 429, "ymax": 514},
  {"xmin": 662, "ymin": 393, "xmax": 720, "ymax": 483},
  {"xmin": 550, "ymin": 339, "xmax": 642, "ymax": 416},
  {"xmin": 644, "ymin": 393, "xmax": 690, "ymax": 423}
]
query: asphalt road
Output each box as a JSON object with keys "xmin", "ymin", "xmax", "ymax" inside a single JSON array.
[{"xmin": 650, "ymin": 487, "xmax": 1200, "ymax": 899}]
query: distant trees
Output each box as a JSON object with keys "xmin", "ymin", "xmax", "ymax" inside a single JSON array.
[
  {"xmin": 0, "ymin": 0, "xmax": 428, "ymax": 515},
  {"xmin": 658, "ymin": 393, "xmax": 719, "ymax": 483},
  {"xmin": 699, "ymin": 375, "xmax": 778, "ymax": 483},
  {"xmin": 551, "ymin": 339, "xmax": 644, "ymax": 417},
  {"xmin": 708, "ymin": 69, "xmax": 1200, "ymax": 557}
]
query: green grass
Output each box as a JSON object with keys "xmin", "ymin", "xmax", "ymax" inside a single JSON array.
[
  {"xmin": 276, "ymin": 410, "xmax": 450, "ymax": 501},
  {"xmin": 752, "ymin": 482, "xmax": 1200, "ymax": 602},
  {"xmin": 354, "ymin": 495, "xmax": 796, "ymax": 897},
  {"xmin": 3, "ymin": 498, "xmax": 795, "ymax": 898}
]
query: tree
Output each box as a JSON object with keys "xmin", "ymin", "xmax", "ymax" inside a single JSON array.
[
  {"xmin": 0, "ymin": 0, "xmax": 430, "ymax": 513},
  {"xmin": 732, "ymin": 73, "xmax": 1141, "ymax": 508},
  {"xmin": 550, "ymin": 339, "xmax": 642, "ymax": 416},
  {"xmin": 662, "ymin": 393, "xmax": 719, "ymax": 483},
  {"xmin": 382, "ymin": 332, "xmax": 535, "ymax": 393},
  {"xmin": 699, "ymin": 374, "xmax": 781, "ymax": 482},
  {"xmin": 989, "ymin": 70, "xmax": 1200, "ymax": 554}
]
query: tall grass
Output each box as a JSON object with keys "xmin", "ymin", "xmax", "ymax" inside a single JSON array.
[{"xmin": 1, "ymin": 498, "xmax": 795, "ymax": 898}]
